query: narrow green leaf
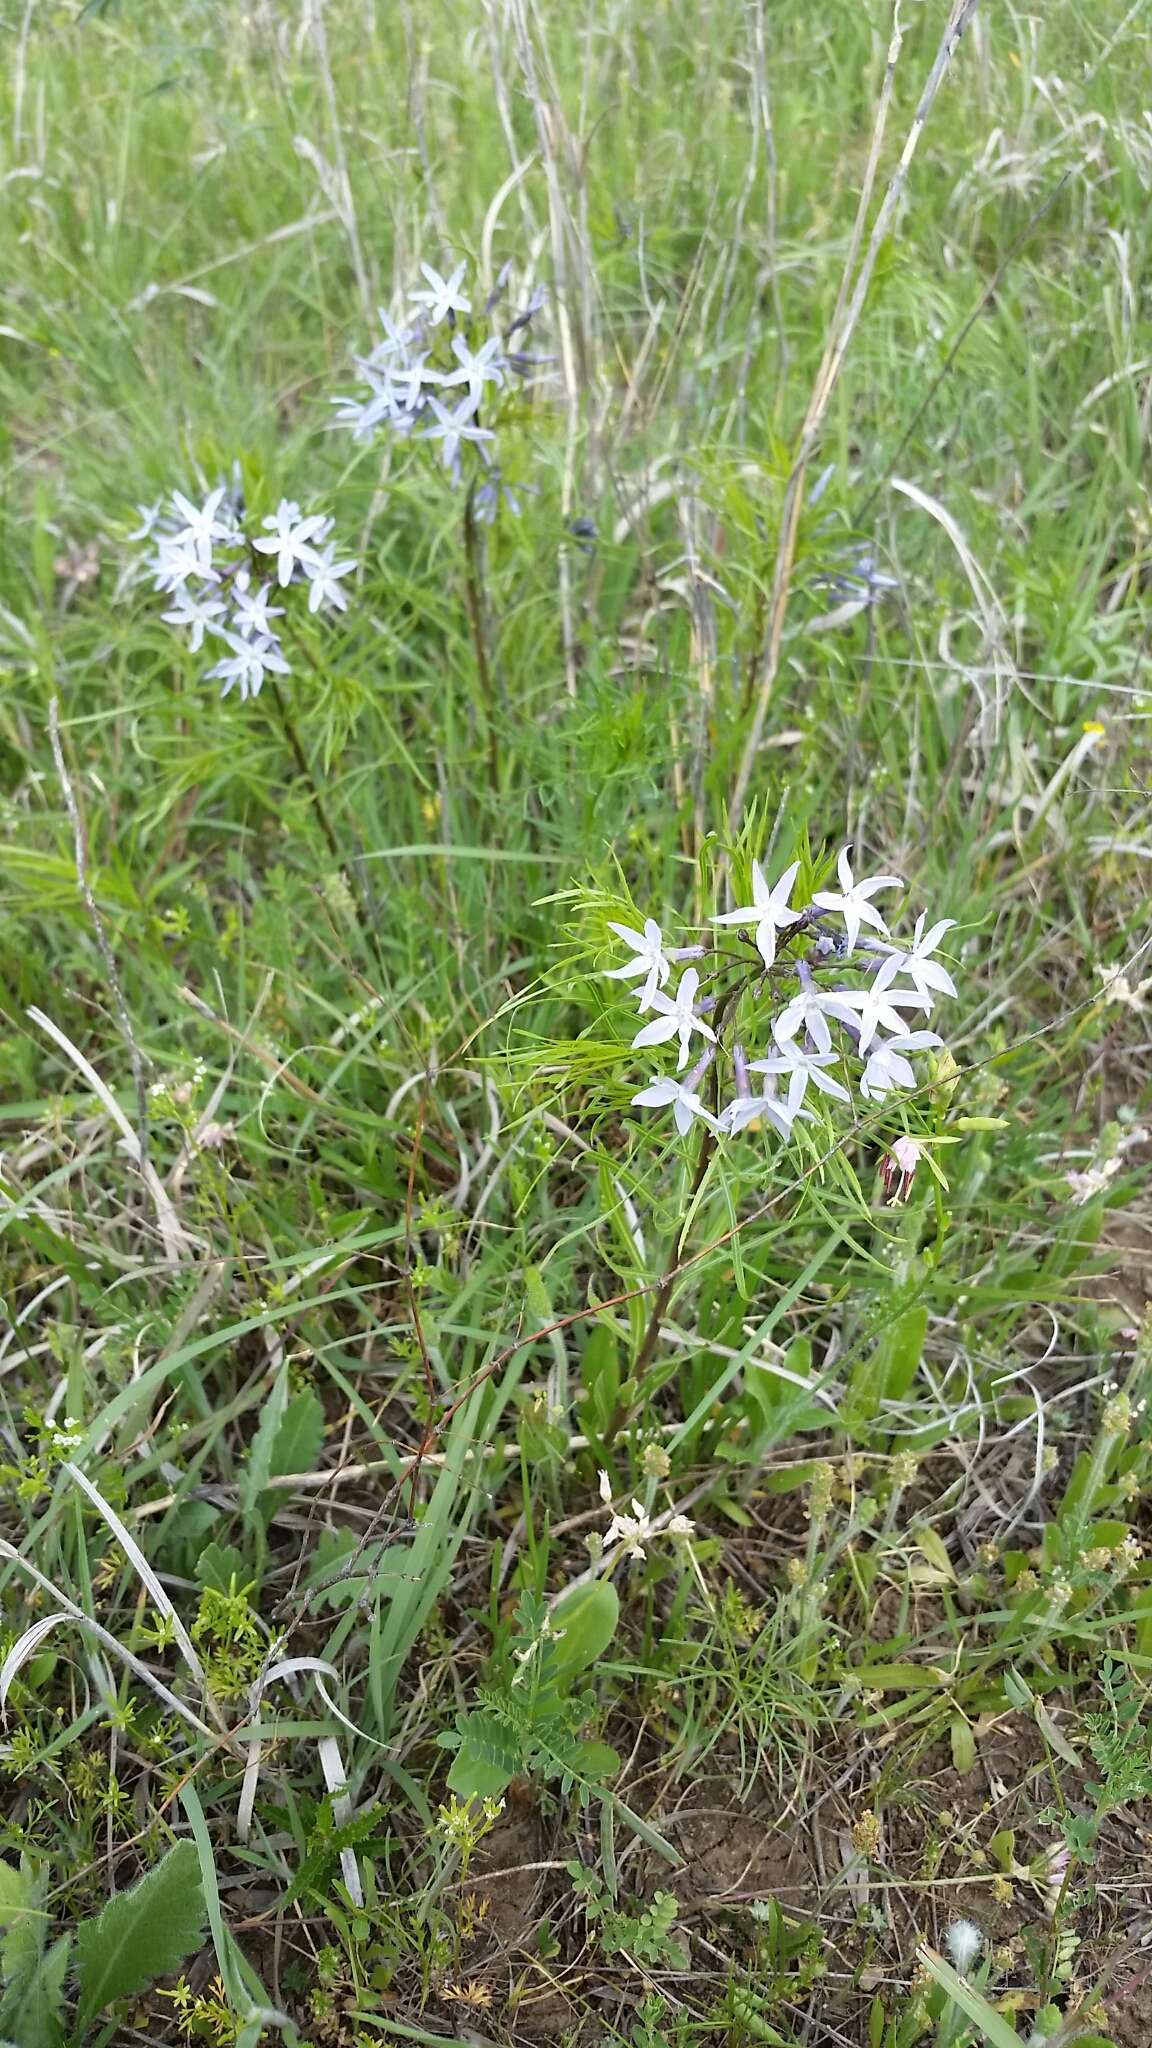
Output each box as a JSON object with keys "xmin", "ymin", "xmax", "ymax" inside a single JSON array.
[
  {"xmin": 74, "ymin": 1842, "xmax": 206, "ymax": 2031},
  {"xmin": 915, "ymin": 1947, "xmax": 1021, "ymax": 2046}
]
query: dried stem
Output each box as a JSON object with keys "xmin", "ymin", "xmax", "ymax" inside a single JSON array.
[
  {"xmin": 729, "ymin": 0, "xmax": 982, "ymax": 831},
  {"xmin": 48, "ymin": 694, "xmax": 151, "ymax": 1165}
]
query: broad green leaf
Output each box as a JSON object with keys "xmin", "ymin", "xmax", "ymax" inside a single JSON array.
[
  {"xmin": 195, "ymin": 1541, "xmax": 248, "ymax": 1594},
  {"xmin": 0, "ymin": 1932, "xmax": 68, "ymax": 2048},
  {"xmin": 241, "ymin": 1366, "xmax": 289, "ymax": 1514},
  {"xmin": 0, "ymin": 1864, "xmax": 24, "ymax": 1921},
  {"xmin": 573, "ymin": 1740, "xmax": 619, "ymax": 1780},
  {"xmin": 543, "ymin": 1581, "xmax": 619, "ymax": 1686},
  {"xmin": 854, "ymin": 1663, "xmax": 944, "ymax": 1691},
  {"xmin": 267, "ymin": 1388, "xmax": 325, "ymax": 1481},
  {"xmin": 74, "ymin": 1841, "xmax": 207, "ymax": 2032},
  {"xmin": 950, "ymin": 1715, "xmax": 976, "ymax": 1774}
]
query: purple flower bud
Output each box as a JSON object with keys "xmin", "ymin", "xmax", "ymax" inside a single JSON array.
[
  {"xmin": 685, "ymin": 1046, "xmax": 715, "ymax": 1092},
  {"xmin": 732, "ymin": 1042, "xmax": 751, "ymax": 1097}
]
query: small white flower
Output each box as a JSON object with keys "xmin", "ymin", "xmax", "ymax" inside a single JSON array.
[
  {"xmin": 1097, "ymin": 962, "xmax": 1152, "ymax": 1012},
  {"xmin": 330, "ymin": 372, "xmax": 396, "ymax": 442},
  {"xmin": 370, "ymin": 307, "xmax": 415, "ymax": 359},
  {"xmin": 442, "ymin": 332, "xmax": 507, "ymax": 410},
  {"xmin": 772, "ymin": 982, "xmax": 858, "ymax": 1057},
  {"xmin": 750, "ymin": 1043, "xmax": 851, "ymax": 1116},
  {"xmin": 301, "ymin": 540, "xmax": 357, "ymax": 613},
  {"xmin": 409, "ymin": 259, "xmax": 472, "ymax": 326},
  {"xmin": 881, "ymin": 1134, "xmax": 925, "ymax": 1202},
  {"xmin": 1065, "ymin": 1158, "xmax": 1120, "ymax": 1204},
  {"xmin": 875, "ymin": 913, "xmax": 957, "ymax": 1005},
  {"xmin": 168, "ymin": 486, "xmax": 238, "ymax": 570},
  {"xmin": 605, "ymin": 917, "xmax": 673, "ymax": 1010},
  {"xmin": 944, "ymin": 1919, "xmax": 983, "ymax": 1976},
  {"xmin": 858, "ymin": 1030, "xmax": 942, "ymax": 1102},
  {"xmin": 148, "ymin": 535, "xmax": 216, "ymax": 594},
  {"xmin": 720, "ymin": 1087, "xmax": 798, "ymax": 1139},
  {"xmin": 604, "ymin": 1497, "xmax": 653, "ymax": 1558},
  {"xmin": 813, "ymin": 846, "xmax": 903, "ymax": 953},
  {"xmin": 711, "ymin": 858, "xmax": 801, "ymax": 971},
  {"xmin": 422, "ymin": 395, "xmax": 496, "ymax": 471},
  {"xmin": 252, "ymin": 500, "xmax": 329, "ymax": 587},
  {"xmin": 631, "ymin": 1074, "xmax": 713, "ymax": 1137},
  {"xmin": 835, "ymin": 982, "xmax": 932, "ymax": 1052},
  {"xmin": 667, "ymin": 1514, "xmax": 695, "ymax": 1539},
  {"xmin": 230, "ymin": 571, "xmax": 284, "ymax": 640},
  {"xmin": 598, "ymin": 1468, "xmax": 613, "ymax": 1505},
  {"xmin": 207, "ymin": 632, "xmax": 290, "ymax": 703},
  {"xmin": 160, "ymin": 585, "xmax": 228, "ymax": 652},
  {"xmin": 631, "ymin": 967, "xmax": 717, "ymax": 1071},
  {"xmin": 128, "ymin": 500, "xmax": 163, "ymax": 542}
]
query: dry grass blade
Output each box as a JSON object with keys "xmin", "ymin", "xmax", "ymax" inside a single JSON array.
[{"xmin": 730, "ymin": 0, "xmax": 983, "ymax": 829}]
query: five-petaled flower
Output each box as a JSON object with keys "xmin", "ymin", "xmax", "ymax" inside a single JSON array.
[
  {"xmin": 750, "ymin": 1043, "xmax": 851, "ymax": 1115},
  {"xmin": 253, "ymin": 500, "xmax": 331, "ymax": 587},
  {"xmin": 632, "ymin": 967, "xmax": 717, "ymax": 1070},
  {"xmin": 875, "ymin": 912, "xmax": 957, "ymax": 1006},
  {"xmin": 814, "ymin": 846, "xmax": 903, "ymax": 953},
  {"xmin": 409, "ymin": 260, "xmax": 472, "ymax": 326},
  {"xmin": 858, "ymin": 1030, "xmax": 942, "ymax": 1102},
  {"xmin": 606, "ymin": 918, "xmax": 673, "ymax": 1010},
  {"xmin": 631, "ymin": 1074, "xmax": 714, "ymax": 1136},
  {"xmin": 712, "ymin": 858, "xmax": 801, "ymax": 970}
]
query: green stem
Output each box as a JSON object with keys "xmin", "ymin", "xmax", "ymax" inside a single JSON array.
[{"xmin": 462, "ymin": 483, "xmax": 500, "ymax": 794}]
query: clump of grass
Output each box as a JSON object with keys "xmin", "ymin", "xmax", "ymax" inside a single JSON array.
[{"xmin": 0, "ymin": 3, "xmax": 1150, "ymax": 2045}]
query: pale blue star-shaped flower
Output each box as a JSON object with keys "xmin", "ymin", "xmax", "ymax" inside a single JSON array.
[
  {"xmin": 631, "ymin": 1074, "xmax": 714, "ymax": 1137},
  {"xmin": 301, "ymin": 541, "xmax": 357, "ymax": 614},
  {"xmin": 605, "ymin": 918, "xmax": 673, "ymax": 1011},
  {"xmin": 409, "ymin": 261, "xmax": 471, "ymax": 327},
  {"xmin": 207, "ymin": 631, "xmax": 290, "ymax": 703},
  {"xmin": 874, "ymin": 913, "xmax": 958, "ymax": 1006},
  {"xmin": 712, "ymin": 859, "xmax": 801, "ymax": 970},
  {"xmin": 750, "ymin": 1043, "xmax": 851, "ymax": 1115},
  {"xmin": 169, "ymin": 486, "xmax": 238, "ymax": 570},
  {"xmin": 161, "ymin": 585, "xmax": 228, "ymax": 652},
  {"xmin": 858, "ymin": 1029, "xmax": 942, "ymax": 1102},
  {"xmin": 813, "ymin": 846, "xmax": 903, "ymax": 952},
  {"xmin": 631, "ymin": 967, "xmax": 717, "ymax": 1071},
  {"xmin": 422, "ymin": 396, "xmax": 496, "ymax": 471},
  {"xmin": 253, "ymin": 501, "xmax": 330, "ymax": 587}
]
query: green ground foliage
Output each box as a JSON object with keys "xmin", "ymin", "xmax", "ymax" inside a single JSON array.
[{"xmin": 1, "ymin": 1, "xmax": 1151, "ymax": 2044}]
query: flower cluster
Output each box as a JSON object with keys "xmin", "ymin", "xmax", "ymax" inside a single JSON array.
[
  {"xmin": 608, "ymin": 846, "xmax": 959, "ymax": 1149},
  {"xmin": 129, "ymin": 482, "xmax": 356, "ymax": 702},
  {"xmin": 597, "ymin": 1469, "xmax": 693, "ymax": 1560},
  {"xmin": 330, "ymin": 258, "xmax": 544, "ymax": 512}
]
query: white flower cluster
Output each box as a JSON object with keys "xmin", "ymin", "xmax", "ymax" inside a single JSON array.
[
  {"xmin": 608, "ymin": 847, "xmax": 959, "ymax": 1143},
  {"xmin": 129, "ymin": 484, "xmax": 356, "ymax": 702},
  {"xmin": 331, "ymin": 258, "xmax": 543, "ymax": 513},
  {"xmin": 597, "ymin": 1469, "xmax": 693, "ymax": 1560}
]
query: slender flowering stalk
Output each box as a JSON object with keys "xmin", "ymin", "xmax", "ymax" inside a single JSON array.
[
  {"xmin": 593, "ymin": 840, "xmax": 969, "ymax": 1426},
  {"xmin": 329, "ymin": 253, "xmax": 547, "ymax": 513},
  {"xmin": 600, "ymin": 842, "xmax": 961, "ymax": 1146}
]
